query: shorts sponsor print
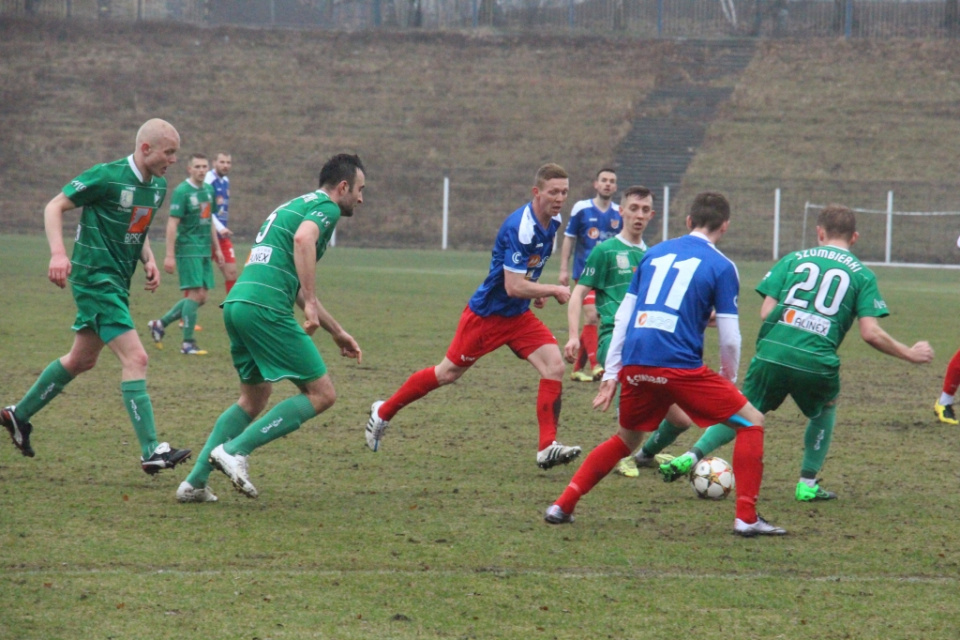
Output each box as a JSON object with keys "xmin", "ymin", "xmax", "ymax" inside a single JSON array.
[{"xmin": 617, "ymin": 365, "xmax": 749, "ymax": 432}]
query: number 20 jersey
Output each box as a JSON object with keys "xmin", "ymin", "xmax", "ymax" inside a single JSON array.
[
  {"xmin": 754, "ymin": 244, "xmax": 888, "ymax": 374},
  {"xmin": 620, "ymin": 233, "xmax": 739, "ymax": 370}
]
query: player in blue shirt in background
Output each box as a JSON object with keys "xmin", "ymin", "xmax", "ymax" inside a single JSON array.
[
  {"xmin": 205, "ymin": 152, "xmax": 238, "ymax": 294},
  {"xmin": 364, "ymin": 164, "xmax": 582, "ymax": 471},
  {"xmin": 546, "ymin": 192, "xmax": 785, "ymax": 537},
  {"xmin": 558, "ymin": 168, "xmax": 621, "ymax": 382}
]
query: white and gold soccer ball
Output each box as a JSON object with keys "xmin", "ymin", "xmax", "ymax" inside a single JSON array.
[{"xmin": 690, "ymin": 456, "xmax": 735, "ymax": 500}]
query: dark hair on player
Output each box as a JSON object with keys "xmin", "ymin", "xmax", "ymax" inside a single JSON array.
[
  {"xmin": 621, "ymin": 185, "xmax": 653, "ymax": 203},
  {"xmin": 319, "ymin": 154, "xmax": 365, "ymax": 190},
  {"xmin": 596, "ymin": 167, "xmax": 617, "ymax": 180},
  {"xmin": 688, "ymin": 192, "xmax": 731, "ymax": 232},
  {"xmin": 817, "ymin": 204, "xmax": 856, "ymax": 241}
]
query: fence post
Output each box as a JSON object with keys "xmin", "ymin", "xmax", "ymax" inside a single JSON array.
[
  {"xmin": 885, "ymin": 190, "xmax": 893, "ymax": 264},
  {"xmin": 472, "ymin": 0, "xmax": 478, "ymax": 27},
  {"xmin": 657, "ymin": 0, "xmax": 664, "ymax": 37},
  {"xmin": 662, "ymin": 185, "xmax": 670, "ymax": 243},
  {"xmin": 773, "ymin": 188, "xmax": 781, "ymax": 260},
  {"xmin": 845, "ymin": 0, "xmax": 853, "ymax": 38},
  {"xmin": 442, "ymin": 172, "xmax": 450, "ymax": 250},
  {"xmin": 568, "ymin": 0, "xmax": 574, "ymax": 28}
]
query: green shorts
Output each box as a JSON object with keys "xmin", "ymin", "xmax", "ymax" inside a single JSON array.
[
  {"xmin": 741, "ymin": 357, "xmax": 839, "ymax": 419},
  {"xmin": 176, "ymin": 256, "xmax": 215, "ymax": 291},
  {"xmin": 70, "ymin": 282, "xmax": 136, "ymax": 344},
  {"xmin": 223, "ymin": 301, "xmax": 326, "ymax": 385},
  {"xmin": 597, "ymin": 330, "xmax": 612, "ymax": 369}
]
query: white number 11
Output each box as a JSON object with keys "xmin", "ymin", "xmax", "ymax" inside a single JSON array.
[{"xmin": 644, "ymin": 254, "xmax": 702, "ymax": 310}]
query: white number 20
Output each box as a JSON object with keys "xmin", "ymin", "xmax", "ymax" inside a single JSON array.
[{"xmin": 782, "ymin": 263, "xmax": 850, "ymax": 317}]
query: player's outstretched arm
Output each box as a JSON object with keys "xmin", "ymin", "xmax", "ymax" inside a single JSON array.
[
  {"xmin": 503, "ymin": 270, "xmax": 570, "ymax": 305},
  {"xmin": 44, "ymin": 192, "xmax": 76, "ymax": 288},
  {"xmin": 859, "ymin": 317, "xmax": 934, "ymax": 364}
]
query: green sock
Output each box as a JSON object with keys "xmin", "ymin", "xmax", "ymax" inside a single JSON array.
[
  {"xmin": 640, "ymin": 420, "xmax": 687, "ymax": 456},
  {"xmin": 181, "ymin": 299, "xmax": 200, "ymax": 342},
  {"xmin": 15, "ymin": 359, "xmax": 75, "ymax": 421},
  {"xmin": 160, "ymin": 298, "xmax": 187, "ymax": 327},
  {"xmin": 692, "ymin": 423, "xmax": 737, "ymax": 458},
  {"xmin": 801, "ymin": 404, "xmax": 837, "ymax": 478},
  {"xmin": 121, "ymin": 379, "xmax": 159, "ymax": 459},
  {"xmin": 186, "ymin": 403, "xmax": 253, "ymax": 488},
  {"xmin": 224, "ymin": 395, "xmax": 317, "ymax": 456}
]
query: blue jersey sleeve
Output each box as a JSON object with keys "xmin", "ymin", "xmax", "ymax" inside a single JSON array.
[{"xmin": 713, "ymin": 262, "xmax": 740, "ymax": 317}]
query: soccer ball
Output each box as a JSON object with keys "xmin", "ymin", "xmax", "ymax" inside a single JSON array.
[{"xmin": 690, "ymin": 456, "xmax": 735, "ymax": 500}]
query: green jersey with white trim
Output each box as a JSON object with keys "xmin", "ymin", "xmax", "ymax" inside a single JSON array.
[
  {"xmin": 62, "ymin": 156, "xmax": 167, "ymax": 293},
  {"xmin": 754, "ymin": 244, "xmax": 889, "ymax": 374},
  {"xmin": 577, "ymin": 234, "xmax": 647, "ymax": 343},
  {"xmin": 169, "ymin": 179, "xmax": 215, "ymax": 259},
  {"xmin": 225, "ymin": 190, "xmax": 341, "ymax": 313}
]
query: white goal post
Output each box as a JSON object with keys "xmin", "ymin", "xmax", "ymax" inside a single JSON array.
[{"xmin": 802, "ymin": 194, "xmax": 960, "ymax": 268}]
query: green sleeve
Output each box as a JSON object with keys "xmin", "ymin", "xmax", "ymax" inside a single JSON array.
[
  {"xmin": 61, "ymin": 164, "xmax": 106, "ymax": 207},
  {"xmin": 168, "ymin": 183, "xmax": 188, "ymax": 219},
  {"xmin": 756, "ymin": 256, "xmax": 789, "ymax": 299},
  {"xmin": 855, "ymin": 272, "xmax": 890, "ymax": 319},
  {"xmin": 577, "ymin": 244, "xmax": 606, "ymax": 289}
]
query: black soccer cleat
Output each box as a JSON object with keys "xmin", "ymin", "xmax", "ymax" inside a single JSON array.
[
  {"xmin": 141, "ymin": 442, "xmax": 191, "ymax": 475},
  {"xmin": 1, "ymin": 405, "xmax": 36, "ymax": 457}
]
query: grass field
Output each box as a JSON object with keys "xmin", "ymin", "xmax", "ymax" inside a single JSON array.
[{"xmin": 1, "ymin": 234, "xmax": 959, "ymax": 639}]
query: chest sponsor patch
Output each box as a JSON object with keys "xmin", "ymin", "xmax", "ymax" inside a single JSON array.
[
  {"xmin": 247, "ymin": 246, "xmax": 273, "ymax": 265},
  {"xmin": 127, "ymin": 207, "xmax": 154, "ymax": 233},
  {"xmin": 634, "ymin": 310, "xmax": 678, "ymax": 333},
  {"xmin": 780, "ymin": 308, "xmax": 831, "ymax": 337}
]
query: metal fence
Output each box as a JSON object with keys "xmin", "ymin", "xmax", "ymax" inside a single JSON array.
[{"xmin": 4, "ymin": 0, "xmax": 960, "ymax": 38}]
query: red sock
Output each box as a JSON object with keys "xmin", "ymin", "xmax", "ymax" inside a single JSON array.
[
  {"xmin": 574, "ymin": 344, "xmax": 587, "ymax": 372},
  {"xmin": 379, "ymin": 367, "xmax": 440, "ymax": 421},
  {"xmin": 733, "ymin": 425, "xmax": 764, "ymax": 523},
  {"xmin": 581, "ymin": 324, "xmax": 599, "ymax": 368},
  {"xmin": 944, "ymin": 348, "xmax": 960, "ymax": 396},
  {"xmin": 225, "ymin": 279, "xmax": 236, "ymax": 294},
  {"xmin": 555, "ymin": 435, "xmax": 630, "ymax": 513},
  {"xmin": 537, "ymin": 379, "xmax": 562, "ymax": 450}
]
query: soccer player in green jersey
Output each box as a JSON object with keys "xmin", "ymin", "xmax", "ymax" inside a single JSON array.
[
  {"xmin": 564, "ymin": 186, "xmax": 694, "ymax": 478},
  {"xmin": 148, "ymin": 153, "xmax": 224, "ymax": 355},
  {"xmin": 176, "ymin": 154, "xmax": 364, "ymax": 502},
  {"xmin": 652, "ymin": 205, "xmax": 933, "ymax": 501},
  {"xmin": 1, "ymin": 118, "xmax": 192, "ymax": 475}
]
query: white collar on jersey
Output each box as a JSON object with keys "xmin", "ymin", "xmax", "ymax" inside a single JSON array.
[
  {"xmin": 127, "ymin": 155, "xmax": 146, "ymax": 183},
  {"xmin": 615, "ymin": 232, "xmax": 647, "ymax": 250}
]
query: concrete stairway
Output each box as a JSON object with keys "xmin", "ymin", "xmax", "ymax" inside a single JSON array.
[{"xmin": 615, "ymin": 40, "xmax": 757, "ymax": 195}]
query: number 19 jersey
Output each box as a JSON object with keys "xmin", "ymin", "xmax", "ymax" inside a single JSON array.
[
  {"xmin": 225, "ymin": 190, "xmax": 340, "ymax": 313},
  {"xmin": 754, "ymin": 244, "xmax": 888, "ymax": 374}
]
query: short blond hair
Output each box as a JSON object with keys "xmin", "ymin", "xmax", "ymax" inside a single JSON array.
[{"xmin": 535, "ymin": 163, "xmax": 568, "ymax": 187}]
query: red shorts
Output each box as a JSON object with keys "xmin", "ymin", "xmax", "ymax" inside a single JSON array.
[
  {"xmin": 214, "ymin": 235, "xmax": 236, "ymax": 264},
  {"xmin": 445, "ymin": 307, "xmax": 557, "ymax": 367},
  {"xmin": 618, "ymin": 365, "xmax": 748, "ymax": 432},
  {"xmin": 583, "ymin": 289, "xmax": 596, "ymax": 306}
]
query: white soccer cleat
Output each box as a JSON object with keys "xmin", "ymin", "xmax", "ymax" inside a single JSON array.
[
  {"xmin": 733, "ymin": 515, "xmax": 787, "ymax": 537},
  {"xmin": 176, "ymin": 481, "xmax": 218, "ymax": 503},
  {"xmin": 209, "ymin": 444, "xmax": 258, "ymax": 498},
  {"xmin": 544, "ymin": 504, "xmax": 574, "ymax": 524},
  {"xmin": 536, "ymin": 441, "xmax": 582, "ymax": 470},
  {"xmin": 365, "ymin": 400, "xmax": 389, "ymax": 452}
]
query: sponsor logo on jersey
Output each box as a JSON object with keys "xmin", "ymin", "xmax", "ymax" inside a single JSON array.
[
  {"xmin": 874, "ymin": 299, "xmax": 888, "ymax": 310},
  {"xmin": 200, "ymin": 201, "xmax": 211, "ymax": 219},
  {"xmin": 70, "ymin": 180, "xmax": 87, "ymax": 192},
  {"xmin": 610, "ymin": 219, "xmax": 620, "ymax": 229},
  {"xmin": 120, "ymin": 188, "xmax": 135, "ymax": 209},
  {"xmin": 127, "ymin": 207, "xmax": 154, "ymax": 233},
  {"xmin": 511, "ymin": 251, "xmax": 523, "ymax": 265},
  {"xmin": 587, "ymin": 227, "xmax": 599, "ymax": 239},
  {"xmin": 634, "ymin": 310, "xmax": 678, "ymax": 333},
  {"xmin": 190, "ymin": 194, "xmax": 198, "ymax": 207},
  {"xmin": 625, "ymin": 373, "xmax": 668, "ymax": 386},
  {"xmin": 526, "ymin": 254, "xmax": 542, "ymax": 268},
  {"xmin": 780, "ymin": 308, "xmax": 831, "ymax": 337},
  {"xmin": 247, "ymin": 246, "xmax": 273, "ymax": 265},
  {"xmin": 616, "ymin": 254, "xmax": 630, "ymax": 269}
]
